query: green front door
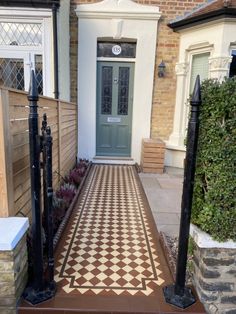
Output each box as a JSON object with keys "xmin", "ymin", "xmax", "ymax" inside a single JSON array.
[{"xmin": 96, "ymin": 62, "xmax": 134, "ymax": 157}]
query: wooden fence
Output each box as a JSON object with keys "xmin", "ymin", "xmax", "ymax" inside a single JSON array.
[{"xmin": 0, "ymin": 87, "xmax": 77, "ymax": 218}]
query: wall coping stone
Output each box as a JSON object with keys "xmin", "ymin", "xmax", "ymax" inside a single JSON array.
[
  {"xmin": 0, "ymin": 217, "xmax": 29, "ymax": 251},
  {"xmin": 190, "ymin": 224, "xmax": 236, "ymax": 249}
]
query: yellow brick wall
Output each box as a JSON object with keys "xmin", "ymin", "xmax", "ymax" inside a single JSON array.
[{"xmin": 70, "ymin": 0, "xmax": 207, "ymax": 140}]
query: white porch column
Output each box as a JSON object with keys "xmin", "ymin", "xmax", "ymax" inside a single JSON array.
[
  {"xmin": 208, "ymin": 56, "xmax": 232, "ymax": 82},
  {"xmin": 167, "ymin": 62, "xmax": 189, "ymax": 148}
]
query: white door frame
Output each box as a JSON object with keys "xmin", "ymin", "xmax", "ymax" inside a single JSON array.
[{"xmin": 76, "ymin": 0, "xmax": 161, "ymax": 164}]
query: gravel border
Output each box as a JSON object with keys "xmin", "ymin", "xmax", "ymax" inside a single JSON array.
[{"xmin": 159, "ymin": 231, "xmax": 193, "ymax": 285}]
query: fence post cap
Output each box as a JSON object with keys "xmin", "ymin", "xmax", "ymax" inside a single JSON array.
[{"xmin": 28, "ymin": 70, "xmax": 39, "ymax": 102}]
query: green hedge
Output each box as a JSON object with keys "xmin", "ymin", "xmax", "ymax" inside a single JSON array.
[{"xmin": 192, "ymin": 78, "xmax": 236, "ymax": 242}]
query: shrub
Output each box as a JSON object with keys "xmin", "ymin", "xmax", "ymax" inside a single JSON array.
[
  {"xmin": 64, "ymin": 159, "xmax": 89, "ymax": 187},
  {"xmin": 52, "ymin": 159, "xmax": 89, "ymax": 234},
  {"xmin": 192, "ymin": 78, "xmax": 236, "ymax": 242},
  {"xmin": 56, "ymin": 183, "xmax": 76, "ymax": 207},
  {"xmin": 52, "ymin": 196, "xmax": 68, "ymax": 234}
]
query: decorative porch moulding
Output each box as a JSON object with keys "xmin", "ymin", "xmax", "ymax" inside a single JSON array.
[
  {"xmin": 75, "ymin": 0, "xmax": 161, "ymax": 163},
  {"xmin": 208, "ymin": 56, "xmax": 233, "ymax": 72},
  {"xmin": 209, "ymin": 56, "xmax": 233, "ymax": 81},
  {"xmin": 76, "ymin": 0, "xmax": 161, "ymax": 20},
  {"xmin": 175, "ymin": 62, "xmax": 189, "ymax": 76}
]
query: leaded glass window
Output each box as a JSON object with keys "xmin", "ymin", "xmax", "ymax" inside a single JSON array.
[
  {"xmin": 0, "ymin": 58, "xmax": 24, "ymax": 90},
  {"xmin": 118, "ymin": 67, "xmax": 129, "ymax": 115},
  {"xmin": 35, "ymin": 55, "xmax": 43, "ymax": 95},
  {"xmin": 0, "ymin": 22, "xmax": 42, "ymax": 46},
  {"xmin": 101, "ymin": 66, "xmax": 112, "ymax": 115}
]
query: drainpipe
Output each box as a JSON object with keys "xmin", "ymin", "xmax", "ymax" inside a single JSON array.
[{"xmin": 52, "ymin": 2, "xmax": 59, "ymax": 99}]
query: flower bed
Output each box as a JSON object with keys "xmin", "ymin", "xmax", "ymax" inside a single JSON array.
[
  {"xmin": 53, "ymin": 159, "xmax": 91, "ymax": 249},
  {"xmin": 27, "ymin": 159, "xmax": 91, "ymax": 281}
]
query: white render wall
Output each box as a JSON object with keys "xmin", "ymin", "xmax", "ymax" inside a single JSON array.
[{"xmin": 76, "ymin": 0, "xmax": 161, "ymax": 164}]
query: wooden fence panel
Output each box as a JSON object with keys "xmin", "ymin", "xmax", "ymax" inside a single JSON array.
[
  {"xmin": 58, "ymin": 101, "xmax": 77, "ymax": 178},
  {"xmin": 0, "ymin": 89, "xmax": 14, "ymax": 217},
  {"xmin": 0, "ymin": 88, "xmax": 78, "ymax": 218}
]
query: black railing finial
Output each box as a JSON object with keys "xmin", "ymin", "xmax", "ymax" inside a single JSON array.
[
  {"xmin": 192, "ymin": 75, "xmax": 201, "ymax": 104},
  {"xmin": 28, "ymin": 70, "xmax": 39, "ymax": 102}
]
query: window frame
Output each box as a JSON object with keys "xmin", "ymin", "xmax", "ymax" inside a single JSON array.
[
  {"xmin": 183, "ymin": 47, "xmax": 212, "ymax": 136},
  {"xmin": 229, "ymin": 47, "xmax": 236, "ymax": 77},
  {"xmin": 187, "ymin": 47, "xmax": 212, "ymax": 97},
  {"xmin": 0, "ymin": 8, "xmax": 53, "ymax": 96}
]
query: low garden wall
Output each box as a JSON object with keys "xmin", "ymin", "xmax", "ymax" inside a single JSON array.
[
  {"xmin": 0, "ymin": 218, "xmax": 29, "ymax": 314},
  {"xmin": 191, "ymin": 224, "xmax": 236, "ymax": 314}
]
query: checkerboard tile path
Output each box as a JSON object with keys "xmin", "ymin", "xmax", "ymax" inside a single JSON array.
[{"xmin": 55, "ymin": 165, "xmax": 165, "ymax": 296}]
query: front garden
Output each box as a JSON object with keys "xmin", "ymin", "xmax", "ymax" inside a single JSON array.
[
  {"xmin": 161, "ymin": 77, "xmax": 236, "ymax": 314},
  {"xmin": 190, "ymin": 78, "xmax": 236, "ymax": 314},
  {"xmin": 192, "ymin": 78, "xmax": 236, "ymax": 242}
]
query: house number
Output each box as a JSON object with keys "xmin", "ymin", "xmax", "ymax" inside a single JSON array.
[{"xmin": 112, "ymin": 45, "xmax": 122, "ymax": 55}]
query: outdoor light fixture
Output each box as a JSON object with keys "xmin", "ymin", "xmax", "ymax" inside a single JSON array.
[{"xmin": 158, "ymin": 60, "xmax": 166, "ymax": 78}]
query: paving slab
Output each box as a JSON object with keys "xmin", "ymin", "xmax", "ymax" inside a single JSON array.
[{"xmin": 139, "ymin": 168, "xmax": 183, "ymax": 238}]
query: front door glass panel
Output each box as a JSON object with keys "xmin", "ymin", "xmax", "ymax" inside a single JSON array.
[
  {"xmin": 101, "ymin": 66, "xmax": 112, "ymax": 115},
  {"xmin": 118, "ymin": 67, "xmax": 130, "ymax": 115}
]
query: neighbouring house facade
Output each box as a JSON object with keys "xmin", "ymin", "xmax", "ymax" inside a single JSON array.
[
  {"xmin": 1, "ymin": 0, "xmax": 236, "ymax": 168},
  {"xmin": 0, "ymin": 0, "xmax": 70, "ymax": 100}
]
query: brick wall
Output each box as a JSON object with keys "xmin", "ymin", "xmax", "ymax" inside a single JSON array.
[
  {"xmin": 70, "ymin": 0, "xmax": 207, "ymax": 140},
  {"xmin": 0, "ymin": 235, "xmax": 28, "ymax": 314}
]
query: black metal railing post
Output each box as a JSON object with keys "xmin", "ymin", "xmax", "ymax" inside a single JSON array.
[
  {"xmin": 24, "ymin": 71, "xmax": 56, "ymax": 305},
  {"xmin": 41, "ymin": 114, "xmax": 55, "ymax": 284},
  {"xmin": 163, "ymin": 75, "xmax": 202, "ymax": 309},
  {"xmin": 45, "ymin": 126, "xmax": 55, "ymax": 286},
  {"xmin": 24, "ymin": 70, "xmax": 44, "ymax": 303},
  {"xmin": 42, "ymin": 113, "xmax": 48, "ymax": 236}
]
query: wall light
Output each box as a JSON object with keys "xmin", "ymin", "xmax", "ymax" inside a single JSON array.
[{"xmin": 158, "ymin": 60, "xmax": 166, "ymax": 78}]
